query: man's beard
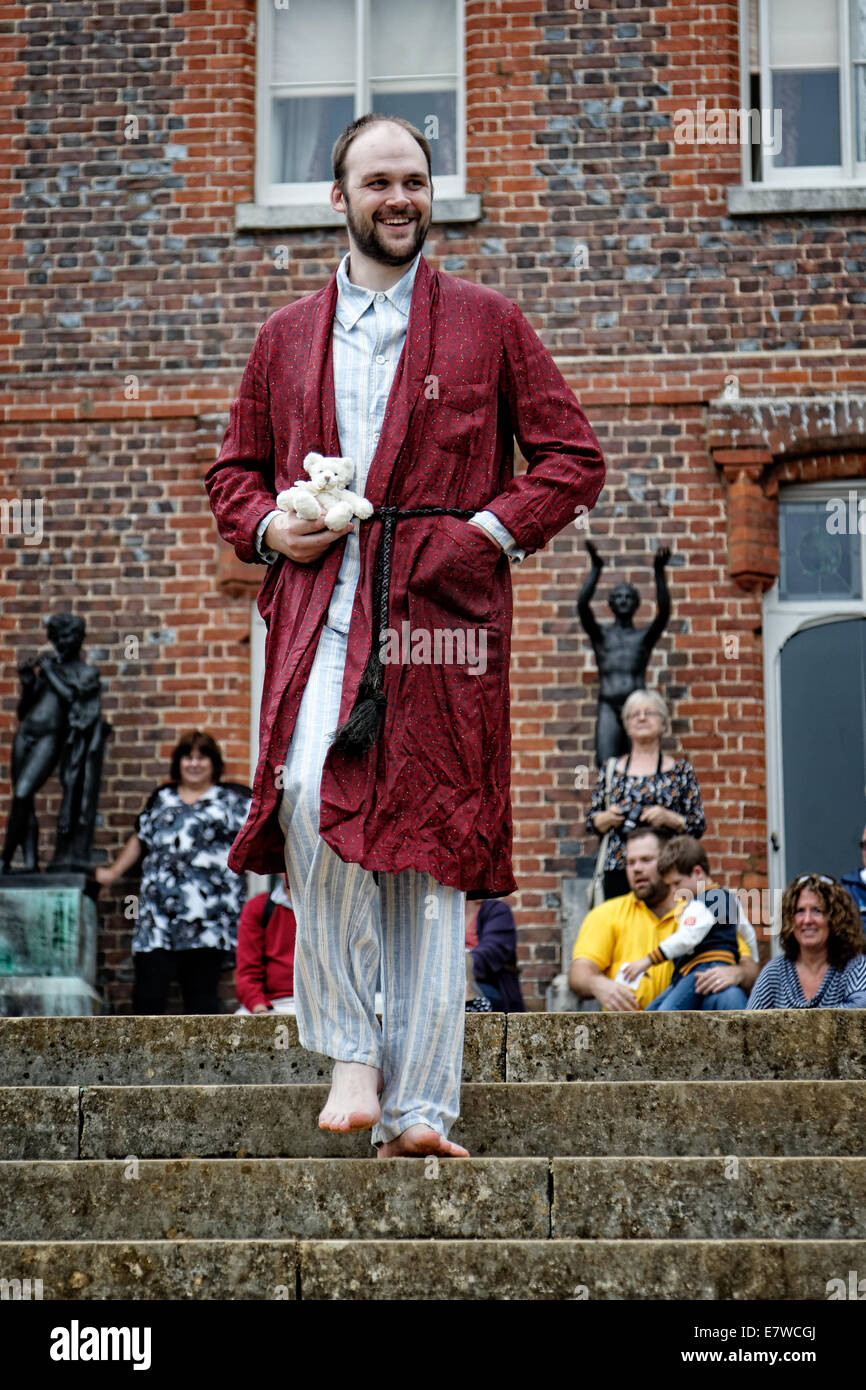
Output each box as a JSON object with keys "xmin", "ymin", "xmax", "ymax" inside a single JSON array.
[
  {"xmin": 343, "ymin": 194, "xmax": 429, "ymax": 266},
  {"xmin": 631, "ymin": 876, "xmax": 668, "ymax": 908}
]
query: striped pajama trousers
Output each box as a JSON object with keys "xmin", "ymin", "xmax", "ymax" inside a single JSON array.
[{"xmin": 277, "ymin": 623, "xmax": 466, "ymax": 1145}]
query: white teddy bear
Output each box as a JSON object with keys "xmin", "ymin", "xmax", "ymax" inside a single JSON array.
[{"xmin": 276, "ymin": 452, "xmax": 374, "ymax": 532}]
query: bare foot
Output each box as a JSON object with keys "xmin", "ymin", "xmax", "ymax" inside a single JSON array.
[
  {"xmin": 376, "ymin": 1123, "xmax": 470, "ymax": 1158},
  {"xmin": 318, "ymin": 1061, "xmax": 381, "ymax": 1132}
]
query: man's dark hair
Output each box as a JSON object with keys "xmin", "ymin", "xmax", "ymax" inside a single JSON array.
[
  {"xmin": 623, "ymin": 825, "xmax": 671, "ymax": 848},
  {"xmin": 332, "ymin": 113, "xmax": 432, "ymax": 191},
  {"xmin": 170, "ymin": 730, "xmax": 224, "ymax": 784},
  {"xmin": 657, "ymin": 834, "xmax": 710, "ymax": 878}
]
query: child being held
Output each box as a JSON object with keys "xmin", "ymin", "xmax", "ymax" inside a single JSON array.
[{"xmin": 621, "ymin": 836, "xmax": 759, "ymax": 1010}]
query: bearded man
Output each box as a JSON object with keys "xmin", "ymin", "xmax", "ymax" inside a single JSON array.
[{"xmin": 206, "ymin": 114, "xmax": 605, "ymax": 1157}]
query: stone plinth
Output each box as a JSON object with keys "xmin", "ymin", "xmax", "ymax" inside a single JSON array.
[{"xmin": 0, "ymin": 874, "xmax": 100, "ymax": 1016}]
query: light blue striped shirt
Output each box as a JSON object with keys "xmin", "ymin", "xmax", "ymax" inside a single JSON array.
[{"xmin": 254, "ymin": 252, "xmax": 523, "ymax": 632}]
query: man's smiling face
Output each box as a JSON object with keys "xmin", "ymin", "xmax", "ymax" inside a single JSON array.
[{"xmin": 331, "ymin": 122, "xmax": 432, "ymax": 268}]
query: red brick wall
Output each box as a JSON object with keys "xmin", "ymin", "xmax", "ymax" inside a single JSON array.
[{"xmin": 2, "ymin": 1, "xmax": 864, "ymax": 1008}]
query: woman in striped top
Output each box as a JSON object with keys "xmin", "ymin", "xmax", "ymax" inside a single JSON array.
[{"xmin": 747, "ymin": 873, "xmax": 866, "ymax": 1009}]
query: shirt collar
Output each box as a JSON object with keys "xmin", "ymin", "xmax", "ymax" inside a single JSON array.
[
  {"xmin": 271, "ymin": 878, "xmax": 292, "ymax": 909},
  {"xmin": 629, "ymin": 891, "xmax": 678, "ymax": 927},
  {"xmin": 334, "ymin": 251, "xmax": 420, "ymax": 330}
]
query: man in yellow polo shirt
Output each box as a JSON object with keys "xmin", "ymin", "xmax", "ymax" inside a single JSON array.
[
  {"xmin": 570, "ymin": 828, "xmax": 677, "ymax": 1011},
  {"xmin": 570, "ymin": 827, "xmax": 758, "ymax": 1010}
]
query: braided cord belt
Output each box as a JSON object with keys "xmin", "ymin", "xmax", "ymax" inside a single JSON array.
[{"xmin": 370, "ymin": 504, "xmax": 477, "ymax": 643}]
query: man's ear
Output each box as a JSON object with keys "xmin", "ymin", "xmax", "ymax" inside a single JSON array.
[{"xmin": 330, "ymin": 180, "xmax": 346, "ymax": 215}]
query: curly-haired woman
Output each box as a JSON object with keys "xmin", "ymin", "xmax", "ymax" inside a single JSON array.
[{"xmin": 747, "ymin": 873, "xmax": 866, "ymax": 1009}]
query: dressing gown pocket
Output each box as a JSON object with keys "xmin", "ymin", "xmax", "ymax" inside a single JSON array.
[
  {"xmin": 408, "ymin": 514, "xmax": 501, "ymax": 624},
  {"xmin": 426, "ymin": 381, "xmax": 489, "ymax": 450}
]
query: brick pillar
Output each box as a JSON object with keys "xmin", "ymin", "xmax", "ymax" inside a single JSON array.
[{"xmin": 714, "ymin": 450, "xmax": 778, "ymax": 593}]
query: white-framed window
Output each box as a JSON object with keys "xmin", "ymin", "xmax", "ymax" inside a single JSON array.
[
  {"xmin": 739, "ymin": 0, "xmax": 866, "ymax": 187},
  {"xmin": 762, "ymin": 480, "xmax": 866, "ymax": 911},
  {"xmin": 255, "ymin": 0, "xmax": 465, "ymax": 208}
]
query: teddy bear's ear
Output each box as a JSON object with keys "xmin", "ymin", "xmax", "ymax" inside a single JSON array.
[{"xmin": 303, "ymin": 451, "xmax": 323, "ymax": 470}]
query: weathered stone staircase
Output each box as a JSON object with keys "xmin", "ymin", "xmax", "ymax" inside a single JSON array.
[{"xmin": 1, "ymin": 1011, "xmax": 864, "ymax": 1299}]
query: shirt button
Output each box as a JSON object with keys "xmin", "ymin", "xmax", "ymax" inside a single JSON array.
[
  {"xmin": 375, "ymin": 292, "xmax": 385, "ymax": 302},
  {"xmin": 375, "ymin": 354, "xmax": 386, "ymax": 365}
]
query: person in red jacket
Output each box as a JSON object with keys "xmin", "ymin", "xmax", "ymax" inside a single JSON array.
[{"xmin": 235, "ymin": 876, "xmax": 297, "ymax": 1014}]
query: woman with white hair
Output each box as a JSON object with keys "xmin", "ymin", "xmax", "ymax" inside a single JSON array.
[{"xmin": 586, "ymin": 689, "xmax": 705, "ymax": 899}]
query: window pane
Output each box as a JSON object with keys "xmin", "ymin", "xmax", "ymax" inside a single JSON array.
[
  {"xmin": 778, "ymin": 501, "xmax": 861, "ymax": 600},
  {"xmin": 272, "ymin": 0, "xmax": 355, "ymax": 85},
  {"xmin": 771, "ymin": 69, "xmax": 841, "ymax": 166},
  {"xmin": 856, "ymin": 64, "xmax": 866, "ymax": 160},
  {"xmin": 769, "ymin": 0, "xmax": 838, "ymax": 67},
  {"xmin": 271, "ymin": 95, "xmax": 354, "ymax": 183},
  {"xmin": 371, "ymin": 90, "xmax": 457, "ymax": 175},
  {"xmin": 370, "ymin": 0, "xmax": 457, "ymax": 79},
  {"xmin": 855, "ymin": 0, "xmax": 866, "ymax": 161},
  {"xmin": 853, "ymin": 0, "xmax": 866, "ymax": 57}
]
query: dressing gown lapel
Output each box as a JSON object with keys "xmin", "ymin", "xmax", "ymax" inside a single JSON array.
[
  {"xmin": 301, "ymin": 272, "xmax": 342, "ymax": 459},
  {"xmin": 363, "ymin": 255, "xmax": 437, "ymax": 505}
]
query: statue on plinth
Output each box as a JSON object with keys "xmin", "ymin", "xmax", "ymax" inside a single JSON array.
[
  {"xmin": 0, "ymin": 614, "xmax": 110, "ymax": 875},
  {"xmin": 578, "ymin": 542, "xmax": 672, "ymax": 766}
]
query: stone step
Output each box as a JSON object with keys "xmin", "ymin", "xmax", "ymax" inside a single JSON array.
[
  {"xmin": 0, "ymin": 1157, "xmax": 549, "ymax": 1241},
  {"xmin": 0, "ymin": 1237, "xmax": 863, "ymax": 1300},
  {"xmin": 65, "ymin": 1080, "xmax": 866, "ymax": 1159},
  {"xmin": 2, "ymin": 1156, "xmax": 862, "ymax": 1243},
  {"xmin": 8, "ymin": 1079, "xmax": 864, "ymax": 1161},
  {"xmin": 550, "ymin": 1157, "xmax": 866, "ymax": 1240},
  {"xmin": 0, "ymin": 1013, "xmax": 504, "ymax": 1086},
  {"xmin": 506, "ymin": 1009, "xmax": 866, "ymax": 1081},
  {"xmin": 3, "ymin": 1011, "xmax": 865, "ymax": 1086}
]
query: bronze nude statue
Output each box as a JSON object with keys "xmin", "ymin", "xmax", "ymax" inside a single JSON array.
[
  {"xmin": 578, "ymin": 542, "xmax": 672, "ymax": 766},
  {"xmin": 0, "ymin": 614, "xmax": 109, "ymax": 875}
]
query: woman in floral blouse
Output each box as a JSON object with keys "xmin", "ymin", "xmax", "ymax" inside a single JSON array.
[
  {"xmin": 587, "ymin": 689, "xmax": 705, "ymax": 899},
  {"xmin": 96, "ymin": 731, "xmax": 250, "ymax": 1013}
]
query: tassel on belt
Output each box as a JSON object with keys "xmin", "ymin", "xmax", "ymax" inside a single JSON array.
[{"xmin": 330, "ymin": 505, "xmax": 478, "ymax": 755}]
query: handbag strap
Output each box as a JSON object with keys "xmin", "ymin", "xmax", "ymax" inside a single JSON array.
[{"xmin": 591, "ymin": 758, "xmax": 618, "ymax": 892}]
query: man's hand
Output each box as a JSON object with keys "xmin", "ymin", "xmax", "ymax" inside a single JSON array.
[
  {"xmin": 585, "ymin": 539, "xmax": 603, "ymax": 568},
  {"xmin": 466, "ymin": 519, "xmax": 503, "ymax": 550},
  {"xmin": 264, "ymin": 509, "xmax": 353, "ymax": 563},
  {"xmin": 693, "ymin": 964, "xmax": 742, "ymax": 995},
  {"xmin": 621, "ymin": 954, "xmax": 652, "ymax": 983},
  {"xmin": 251, "ymin": 1003, "xmax": 271, "ymax": 1014},
  {"xmin": 594, "ymin": 974, "xmax": 640, "ymax": 1012}
]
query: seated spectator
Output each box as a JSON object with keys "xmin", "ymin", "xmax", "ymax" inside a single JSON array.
[
  {"xmin": 569, "ymin": 828, "xmax": 680, "ymax": 1011},
  {"xmin": 841, "ymin": 822, "xmax": 866, "ymax": 936},
  {"xmin": 235, "ymin": 875, "xmax": 297, "ymax": 1015},
  {"xmin": 465, "ymin": 951, "xmax": 493, "ymax": 1013},
  {"xmin": 465, "ymin": 897, "xmax": 526, "ymax": 1012},
  {"xmin": 748, "ymin": 873, "xmax": 866, "ymax": 1009},
  {"xmin": 622, "ymin": 835, "xmax": 759, "ymax": 1010}
]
